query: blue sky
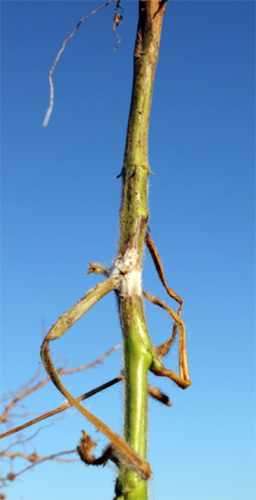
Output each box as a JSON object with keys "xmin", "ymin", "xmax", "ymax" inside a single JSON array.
[{"xmin": 1, "ymin": 1, "xmax": 255, "ymax": 500}]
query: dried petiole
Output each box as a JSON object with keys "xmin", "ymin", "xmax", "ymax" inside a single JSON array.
[
  {"xmin": 144, "ymin": 231, "xmax": 191, "ymax": 390},
  {"xmin": 41, "ymin": 276, "xmax": 151, "ymax": 480},
  {"xmin": 146, "ymin": 231, "xmax": 183, "ymax": 313},
  {"xmin": 144, "ymin": 291, "xmax": 191, "ymax": 389}
]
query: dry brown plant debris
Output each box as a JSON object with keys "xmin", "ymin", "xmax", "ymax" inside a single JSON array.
[
  {"xmin": 0, "ymin": 345, "xmax": 119, "ymax": 492},
  {"xmin": 42, "ymin": 0, "xmax": 123, "ymax": 127}
]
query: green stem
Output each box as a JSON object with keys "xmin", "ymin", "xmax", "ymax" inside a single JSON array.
[
  {"xmin": 115, "ymin": 297, "xmax": 152, "ymax": 499},
  {"xmin": 115, "ymin": 2, "xmax": 166, "ymax": 498}
]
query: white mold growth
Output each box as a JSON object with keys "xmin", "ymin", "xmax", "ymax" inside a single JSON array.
[
  {"xmin": 120, "ymin": 268, "xmax": 142, "ymax": 297},
  {"xmin": 111, "ymin": 247, "xmax": 142, "ymax": 297}
]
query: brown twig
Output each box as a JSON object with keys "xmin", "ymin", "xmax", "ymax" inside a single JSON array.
[
  {"xmin": 77, "ymin": 431, "xmax": 120, "ymax": 469},
  {"xmin": 0, "ymin": 376, "xmax": 123, "ymax": 441},
  {"xmin": 143, "ymin": 288, "xmax": 178, "ymax": 360},
  {"xmin": 59, "ymin": 344, "xmax": 120, "ymax": 375},
  {"xmin": 1, "ymin": 450, "xmax": 78, "ymax": 484},
  {"xmin": 143, "ymin": 291, "xmax": 191, "ymax": 389},
  {"xmin": 0, "ymin": 344, "xmax": 122, "ymax": 492},
  {"xmin": 0, "ymin": 374, "xmax": 171, "ymax": 442},
  {"xmin": 0, "ymin": 451, "xmax": 78, "ymax": 463},
  {"xmin": 146, "ymin": 231, "xmax": 183, "ymax": 313},
  {"xmin": 144, "ymin": 232, "xmax": 192, "ymax": 389},
  {"xmin": 113, "ymin": 0, "xmax": 123, "ymax": 51},
  {"xmin": 147, "ymin": 384, "xmax": 172, "ymax": 407},
  {"xmin": 40, "ymin": 277, "xmax": 151, "ymax": 480},
  {"xmin": 0, "ymin": 368, "xmax": 42, "ymax": 404},
  {"xmin": 0, "ymin": 344, "xmax": 120, "ymax": 426},
  {"xmin": 87, "ymin": 262, "xmax": 109, "ymax": 277}
]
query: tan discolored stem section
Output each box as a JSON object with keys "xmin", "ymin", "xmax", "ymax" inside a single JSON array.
[{"xmin": 114, "ymin": 2, "xmax": 167, "ymax": 498}]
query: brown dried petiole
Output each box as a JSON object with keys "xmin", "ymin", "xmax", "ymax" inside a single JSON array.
[{"xmin": 40, "ymin": 277, "xmax": 151, "ymax": 480}]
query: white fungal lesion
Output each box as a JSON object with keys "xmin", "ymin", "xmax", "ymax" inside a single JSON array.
[
  {"xmin": 120, "ymin": 268, "xmax": 142, "ymax": 297},
  {"xmin": 111, "ymin": 247, "xmax": 142, "ymax": 298}
]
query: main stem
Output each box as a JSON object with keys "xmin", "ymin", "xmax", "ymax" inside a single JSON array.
[{"xmin": 115, "ymin": 2, "xmax": 166, "ymax": 498}]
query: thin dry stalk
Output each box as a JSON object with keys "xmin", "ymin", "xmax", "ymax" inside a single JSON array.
[
  {"xmin": 0, "ymin": 450, "xmax": 78, "ymax": 485},
  {"xmin": 42, "ymin": 0, "xmax": 115, "ymax": 127},
  {"xmin": 0, "ymin": 345, "xmax": 120, "ymax": 426},
  {"xmin": 146, "ymin": 231, "xmax": 183, "ymax": 313},
  {"xmin": 0, "ymin": 376, "xmax": 123, "ymax": 440}
]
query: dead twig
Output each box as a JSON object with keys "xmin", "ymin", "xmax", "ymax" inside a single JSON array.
[
  {"xmin": 0, "ymin": 374, "xmax": 171, "ymax": 442},
  {"xmin": 146, "ymin": 231, "xmax": 183, "ymax": 313},
  {"xmin": 42, "ymin": 0, "xmax": 115, "ymax": 127},
  {"xmin": 1, "ymin": 450, "xmax": 78, "ymax": 484},
  {"xmin": 77, "ymin": 431, "xmax": 120, "ymax": 469},
  {"xmin": 0, "ymin": 451, "xmax": 78, "ymax": 463},
  {"xmin": 0, "ymin": 344, "xmax": 122, "ymax": 492},
  {"xmin": 144, "ymin": 292, "xmax": 191, "ymax": 389},
  {"xmin": 40, "ymin": 277, "xmax": 151, "ymax": 480},
  {"xmin": 0, "ymin": 376, "xmax": 122, "ymax": 440},
  {"xmin": 113, "ymin": 0, "xmax": 123, "ymax": 51},
  {"xmin": 0, "ymin": 344, "xmax": 120, "ymax": 426}
]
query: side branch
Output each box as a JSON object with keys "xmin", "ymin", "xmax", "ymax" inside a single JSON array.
[
  {"xmin": 0, "ymin": 345, "xmax": 119, "ymax": 426},
  {"xmin": 1, "ymin": 450, "xmax": 78, "ymax": 484},
  {"xmin": 0, "ymin": 375, "xmax": 170, "ymax": 440},
  {"xmin": 144, "ymin": 232, "xmax": 191, "ymax": 388},
  {"xmin": 43, "ymin": 278, "xmax": 119, "ymax": 341},
  {"xmin": 144, "ymin": 292, "xmax": 191, "ymax": 389},
  {"xmin": 143, "ymin": 290, "xmax": 178, "ymax": 359},
  {"xmin": 40, "ymin": 277, "xmax": 151, "ymax": 480},
  {"xmin": 146, "ymin": 231, "xmax": 183, "ymax": 312},
  {"xmin": 0, "ymin": 376, "xmax": 123, "ymax": 440}
]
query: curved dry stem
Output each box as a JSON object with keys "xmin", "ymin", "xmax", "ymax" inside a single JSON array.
[
  {"xmin": 156, "ymin": 324, "xmax": 177, "ymax": 359},
  {"xmin": 143, "ymin": 292, "xmax": 191, "ymax": 388},
  {"xmin": 0, "ymin": 377, "xmax": 48, "ymax": 426},
  {"xmin": 143, "ymin": 290, "xmax": 177, "ymax": 359},
  {"xmin": 0, "ymin": 375, "xmax": 170, "ymax": 441},
  {"xmin": 42, "ymin": 278, "xmax": 118, "ymax": 341},
  {"xmin": 2, "ymin": 450, "xmax": 77, "ymax": 483},
  {"xmin": 113, "ymin": 0, "xmax": 123, "ymax": 51},
  {"xmin": 40, "ymin": 277, "xmax": 151, "ymax": 480},
  {"xmin": 145, "ymin": 232, "xmax": 183, "ymax": 313},
  {"xmin": 42, "ymin": 0, "xmax": 115, "ymax": 127},
  {"xmin": 0, "ymin": 345, "xmax": 119, "ymax": 426},
  {"xmin": 0, "ymin": 376, "xmax": 123, "ymax": 441},
  {"xmin": 145, "ymin": 290, "xmax": 178, "ymax": 360},
  {"xmin": 154, "ymin": 367, "xmax": 191, "ymax": 389},
  {"xmin": 0, "ymin": 451, "xmax": 78, "ymax": 463},
  {"xmin": 77, "ymin": 430, "xmax": 120, "ymax": 468}
]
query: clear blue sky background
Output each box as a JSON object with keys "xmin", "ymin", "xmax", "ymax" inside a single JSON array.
[{"xmin": 1, "ymin": 1, "xmax": 255, "ymax": 500}]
